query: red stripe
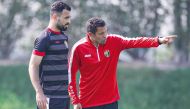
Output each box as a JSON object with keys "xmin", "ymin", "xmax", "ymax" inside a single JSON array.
[
  {"xmin": 33, "ymin": 50, "xmax": 45, "ymax": 56},
  {"xmin": 47, "ymin": 28, "xmax": 61, "ymax": 34}
]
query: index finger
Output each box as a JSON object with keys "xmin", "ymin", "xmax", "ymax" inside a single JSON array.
[{"xmin": 165, "ymin": 35, "xmax": 177, "ymax": 38}]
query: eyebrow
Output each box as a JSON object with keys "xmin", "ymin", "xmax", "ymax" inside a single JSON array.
[
  {"xmin": 64, "ymin": 16, "xmax": 70, "ymax": 19},
  {"xmin": 98, "ymin": 32, "xmax": 105, "ymax": 35}
]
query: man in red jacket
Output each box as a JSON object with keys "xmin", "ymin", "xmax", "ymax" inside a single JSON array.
[{"xmin": 68, "ymin": 17, "xmax": 176, "ymax": 109}]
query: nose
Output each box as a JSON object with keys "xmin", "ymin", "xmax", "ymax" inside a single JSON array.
[
  {"xmin": 103, "ymin": 34, "xmax": 107, "ymax": 38},
  {"xmin": 68, "ymin": 19, "xmax": 71, "ymax": 25}
]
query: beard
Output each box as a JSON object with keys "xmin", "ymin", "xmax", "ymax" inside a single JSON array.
[
  {"xmin": 56, "ymin": 23, "xmax": 68, "ymax": 31},
  {"xmin": 100, "ymin": 38, "xmax": 107, "ymax": 44},
  {"xmin": 56, "ymin": 18, "xmax": 69, "ymax": 31}
]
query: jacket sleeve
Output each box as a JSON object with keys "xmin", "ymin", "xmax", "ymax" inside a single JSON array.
[
  {"xmin": 68, "ymin": 46, "xmax": 80, "ymax": 104},
  {"xmin": 111, "ymin": 34, "xmax": 160, "ymax": 51}
]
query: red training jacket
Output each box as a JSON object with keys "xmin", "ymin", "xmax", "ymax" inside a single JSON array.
[{"xmin": 68, "ymin": 34, "xmax": 160, "ymax": 108}]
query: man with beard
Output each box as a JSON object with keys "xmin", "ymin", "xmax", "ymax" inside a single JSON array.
[{"xmin": 29, "ymin": 1, "xmax": 71, "ymax": 109}]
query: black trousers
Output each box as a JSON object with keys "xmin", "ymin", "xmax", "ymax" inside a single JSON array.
[
  {"xmin": 37, "ymin": 98, "xmax": 70, "ymax": 109},
  {"xmin": 83, "ymin": 101, "xmax": 118, "ymax": 109}
]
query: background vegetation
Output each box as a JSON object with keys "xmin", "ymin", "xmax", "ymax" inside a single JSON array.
[
  {"xmin": 0, "ymin": 64, "xmax": 189, "ymax": 109},
  {"xmin": 0, "ymin": 0, "xmax": 190, "ymax": 64}
]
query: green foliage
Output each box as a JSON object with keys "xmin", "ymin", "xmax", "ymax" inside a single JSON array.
[
  {"xmin": 118, "ymin": 66, "xmax": 190, "ymax": 109},
  {"xmin": 0, "ymin": 65, "xmax": 35, "ymax": 109},
  {"xmin": 0, "ymin": 90, "xmax": 33, "ymax": 109},
  {"xmin": 0, "ymin": 65, "xmax": 189, "ymax": 109}
]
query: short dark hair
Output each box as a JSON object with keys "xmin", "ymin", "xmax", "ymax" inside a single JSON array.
[
  {"xmin": 50, "ymin": 1, "xmax": 71, "ymax": 15},
  {"xmin": 86, "ymin": 17, "xmax": 106, "ymax": 34}
]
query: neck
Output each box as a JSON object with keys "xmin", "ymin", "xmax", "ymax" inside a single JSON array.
[
  {"xmin": 48, "ymin": 21, "xmax": 60, "ymax": 32},
  {"xmin": 89, "ymin": 36, "xmax": 98, "ymax": 47}
]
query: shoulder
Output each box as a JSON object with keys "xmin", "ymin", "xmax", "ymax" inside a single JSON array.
[
  {"xmin": 106, "ymin": 34, "xmax": 126, "ymax": 42},
  {"xmin": 71, "ymin": 37, "xmax": 87, "ymax": 54},
  {"xmin": 34, "ymin": 29, "xmax": 51, "ymax": 46},
  {"xmin": 33, "ymin": 29, "xmax": 51, "ymax": 48},
  {"xmin": 73, "ymin": 37, "xmax": 87, "ymax": 48},
  {"xmin": 35, "ymin": 29, "xmax": 50, "ymax": 41},
  {"xmin": 107, "ymin": 34, "xmax": 124, "ymax": 39}
]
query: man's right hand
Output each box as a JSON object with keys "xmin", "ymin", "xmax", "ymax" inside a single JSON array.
[
  {"xmin": 36, "ymin": 92, "xmax": 48, "ymax": 109},
  {"xmin": 74, "ymin": 103, "xmax": 82, "ymax": 109}
]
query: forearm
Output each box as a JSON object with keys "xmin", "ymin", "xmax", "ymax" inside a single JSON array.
[
  {"xmin": 68, "ymin": 79, "xmax": 80, "ymax": 104},
  {"xmin": 29, "ymin": 64, "xmax": 43, "ymax": 94},
  {"xmin": 68, "ymin": 70, "xmax": 80, "ymax": 104},
  {"xmin": 123, "ymin": 37, "xmax": 160, "ymax": 49}
]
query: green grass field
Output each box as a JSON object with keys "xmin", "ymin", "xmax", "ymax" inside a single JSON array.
[
  {"xmin": 0, "ymin": 65, "xmax": 35, "ymax": 109},
  {"xmin": 0, "ymin": 64, "xmax": 189, "ymax": 109}
]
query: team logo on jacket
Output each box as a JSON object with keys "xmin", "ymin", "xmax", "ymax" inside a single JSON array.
[{"xmin": 104, "ymin": 50, "xmax": 110, "ymax": 57}]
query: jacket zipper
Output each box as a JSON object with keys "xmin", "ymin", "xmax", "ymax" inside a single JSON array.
[{"xmin": 96, "ymin": 46, "xmax": 100, "ymax": 62}]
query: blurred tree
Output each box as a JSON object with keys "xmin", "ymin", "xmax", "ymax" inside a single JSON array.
[
  {"xmin": 173, "ymin": 0, "xmax": 190, "ymax": 64},
  {"xmin": 2, "ymin": 0, "xmax": 188, "ymax": 64},
  {"xmin": 187, "ymin": 0, "xmax": 190, "ymax": 61},
  {"xmin": 185, "ymin": 0, "xmax": 190, "ymax": 63},
  {"xmin": 109, "ymin": 0, "xmax": 166, "ymax": 60},
  {"xmin": 0, "ymin": 0, "xmax": 32, "ymax": 59}
]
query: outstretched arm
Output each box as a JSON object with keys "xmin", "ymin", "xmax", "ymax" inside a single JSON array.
[{"xmin": 109, "ymin": 34, "xmax": 177, "ymax": 51}]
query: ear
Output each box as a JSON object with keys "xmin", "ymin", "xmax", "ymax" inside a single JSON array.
[
  {"xmin": 87, "ymin": 32, "xmax": 90, "ymax": 36},
  {"xmin": 87, "ymin": 32, "xmax": 95, "ymax": 41},
  {"xmin": 51, "ymin": 13, "xmax": 58, "ymax": 20},
  {"xmin": 87, "ymin": 32, "xmax": 94, "ymax": 37}
]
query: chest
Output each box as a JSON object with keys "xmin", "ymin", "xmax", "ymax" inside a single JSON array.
[
  {"xmin": 78, "ymin": 45, "xmax": 116, "ymax": 66},
  {"xmin": 43, "ymin": 35, "xmax": 69, "ymax": 61},
  {"xmin": 48, "ymin": 34, "xmax": 68, "ymax": 50}
]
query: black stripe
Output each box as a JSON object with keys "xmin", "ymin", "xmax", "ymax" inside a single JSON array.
[
  {"xmin": 46, "ymin": 49, "xmax": 69, "ymax": 55},
  {"xmin": 42, "ymin": 60, "xmax": 68, "ymax": 65},
  {"xmin": 43, "ymin": 70, "xmax": 68, "ymax": 76},
  {"xmin": 44, "ymin": 90, "xmax": 69, "ymax": 96},
  {"xmin": 47, "ymin": 48, "xmax": 68, "ymax": 51},
  {"xmin": 43, "ymin": 80, "xmax": 68, "ymax": 87}
]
